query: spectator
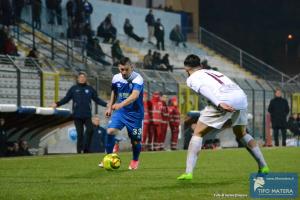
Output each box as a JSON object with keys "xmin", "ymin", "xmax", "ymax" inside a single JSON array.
[
  {"xmin": 52, "ymin": 72, "xmax": 107, "ymax": 153},
  {"xmin": 143, "ymin": 49, "xmax": 153, "ymax": 69},
  {"xmin": 14, "ymin": 0, "xmax": 25, "ymax": 23},
  {"xmin": 46, "ymin": 0, "xmax": 62, "ymax": 25},
  {"xmin": 4, "ymin": 37, "xmax": 19, "ymax": 56},
  {"xmin": 0, "ymin": 26, "xmax": 9, "ymax": 54},
  {"xmin": 288, "ymin": 113, "xmax": 300, "ymax": 137},
  {"xmin": 97, "ymin": 14, "xmax": 117, "ymax": 43},
  {"xmin": 152, "ymin": 51, "xmax": 162, "ymax": 69},
  {"xmin": 154, "ymin": 18, "xmax": 165, "ymax": 51},
  {"xmin": 0, "ymin": 118, "xmax": 7, "ymax": 157},
  {"xmin": 168, "ymin": 97, "xmax": 180, "ymax": 150},
  {"xmin": 0, "ymin": 0, "xmax": 13, "ymax": 26},
  {"xmin": 111, "ymin": 40, "xmax": 124, "ymax": 65},
  {"xmin": 142, "ymin": 92, "xmax": 152, "ymax": 151},
  {"xmin": 82, "ymin": 23, "xmax": 93, "ymax": 39},
  {"xmin": 149, "ymin": 91, "xmax": 163, "ymax": 151},
  {"xmin": 13, "ymin": 142, "xmax": 20, "ymax": 156},
  {"xmin": 123, "ymin": 18, "xmax": 144, "ymax": 42},
  {"xmin": 6, "ymin": 142, "xmax": 16, "ymax": 157},
  {"xmin": 74, "ymin": 0, "xmax": 84, "ymax": 28},
  {"xmin": 32, "ymin": 0, "xmax": 41, "ymax": 29},
  {"xmin": 169, "ymin": 24, "xmax": 186, "ymax": 48},
  {"xmin": 145, "ymin": 9, "xmax": 155, "ymax": 44},
  {"xmin": 46, "ymin": 0, "xmax": 56, "ymax": 24},
  {"xmin": 83, "ymin": 0, "xmax": 93, "ymax": 25},
  {"xmin": 268, "ymin": 88, "xmax": 290, "ymax": 146},
  {"xmin": 27, "ymin": 48, "xmax": 38, "ymax": 58},
  {"xmin": 25, "ymin": 47, "xmax": 39, "ymax": 67},
  {"xmin": 161, "ymin": 53, "xmax": 173, "ymax": 72},
  {"xmin": 66, "ymin": 0, "xmax": 74, "ymax": 26},
  {"xmin": 86, "ymin": 38, "xmax": 111, "ymax": 66},
  {"xmin": 18, "ymin": 140, "xmax": 32, "ymax": 156},
  {"xmin": 90, "ymin": 115, "xmax": 107, "ymax": 153},
  {"xmin": 160, "ymin": 94, "xmax": 169, "ymax": 150},
  {"xmin": 55, "ymin": 0, "xmax": 62, "ymax": 25}
]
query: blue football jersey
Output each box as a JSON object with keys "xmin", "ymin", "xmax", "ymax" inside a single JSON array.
[{"xmin": 111, "ymin": 71, "xmax": 144, "ymax": 119}]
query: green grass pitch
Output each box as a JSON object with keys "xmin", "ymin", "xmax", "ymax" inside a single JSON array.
[{"xmin": 0, "ymin": 147, "xmax": 299, "ymax": 200}]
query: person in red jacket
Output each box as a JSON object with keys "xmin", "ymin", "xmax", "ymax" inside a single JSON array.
[
  {"xmin": 149, "ymin": 91, "xmax": 163, "ymax": 151},
  {"xmin": 168, "ymin": 96, "xmax": 180, "ymax": 150},
  {"xmin": 160, "ymin": 95, "xmax": 169, "ymax": 150},
  {"xmin": 142, "ymin": 92, "xmax": 152, "ymax": 151},
  {"xmin": 3, "ymin": 37, "xmax": 18, "ymax": 56}
]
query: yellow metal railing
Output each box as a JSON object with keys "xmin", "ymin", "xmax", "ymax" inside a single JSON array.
[
  {"xmin": 41, "ymin": 71, "xmax": 59, "ymax": 107},
  {"xmin": 178, "ymin": 84, "xmax": 199, "ymax": 115},
  {"xmin": 292, "ymin": 93, "xmax": 300, "ymax": 114}
]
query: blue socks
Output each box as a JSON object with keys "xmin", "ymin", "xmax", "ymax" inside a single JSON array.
[
  {"xmin": 106, "ymin": 134, "xmax": 141, "ymax": 161},
  {"xmin": 132, "ymin": 141, "xmax": 141, "ymax": 161},
  {"xmin": 105, "ymin": 134, "xmax": 115, "ymax": 154}
]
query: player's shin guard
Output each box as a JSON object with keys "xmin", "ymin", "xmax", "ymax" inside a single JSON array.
[
  {"xmin": 240, "ymin": 134, "xmax": 267, "ymax": 168},
  {"xmin": 186, "ymin": 136, "xmax": 203, "ymax": 174},
  {"xmin": 131, "ymin": 140, "xmax": 141, "ymax": 161},
  {"xmin": 105, "ymin": 134, "xmax": 116, "ymax": 154}
]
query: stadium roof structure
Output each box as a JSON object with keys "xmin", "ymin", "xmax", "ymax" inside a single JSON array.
[{"xmin": 0, "ymin": 105, "xmax": 72, "ymax": 147}]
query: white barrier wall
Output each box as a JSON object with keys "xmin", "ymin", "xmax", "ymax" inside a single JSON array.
[{"xmin": 62, "ymin": 0, "xmax": 181, "ymax": 39}]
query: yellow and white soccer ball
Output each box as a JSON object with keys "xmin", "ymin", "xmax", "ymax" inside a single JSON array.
[{"xmin": 102, "ymin": 153, "xmax": 121, "ymax": 170}]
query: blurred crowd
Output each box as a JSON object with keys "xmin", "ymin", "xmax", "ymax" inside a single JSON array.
[
  {"xmin": 0, "ymin": 0, "xmax": 189, "ymax": 71},
  {"xmin": 0, "ymin": 118, "xmax": 32, "ymax": 157}
]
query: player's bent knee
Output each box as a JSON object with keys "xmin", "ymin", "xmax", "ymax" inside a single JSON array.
[
  {"xmin": 193, "ymin": 121, "xmax": 214, "ymax": 137},
  {"xmin": 232, "ymin": 125, "xmax": 246, "ymax": 140}
]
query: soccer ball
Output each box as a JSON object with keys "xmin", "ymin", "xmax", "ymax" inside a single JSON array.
[{"xmin": 102, "ymin": 153, "xmax": 121, "ymax": 170}]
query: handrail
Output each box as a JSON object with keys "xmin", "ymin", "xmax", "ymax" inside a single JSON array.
[
  {"xmin": 199, "ymin": 27, "xmax": 296, "ymax": 87},
  {"xmin": 19, "ymin": 15, "xmax": 112, "ymax": 68}
]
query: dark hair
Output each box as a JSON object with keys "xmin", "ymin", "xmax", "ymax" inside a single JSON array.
[
  {"xmin": 184, "ymin": 54, "xmax": 201, "ymax": 68},
  {"xmin": 78, "ymin": 71, "xmax": 87, "ymax": 77},
  {"xmin": 119, "ymin": 57, "xmax": 131, "ymax": 66}
]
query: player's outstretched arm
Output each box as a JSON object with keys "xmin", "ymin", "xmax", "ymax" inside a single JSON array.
[
  {"xmin": 112, "ymin": 90, "xmax": 140, "ymax": 110},
  {"xmin": 218, "ymin": 103, "xmax": 235, "ymax": 112},
  {"xmin": 91, "ymin": 87, "xmax": 107, "ymax": 107},
  {"xmin": 52, "ymin": 86, "xmax": 73, "ymax": 108}
]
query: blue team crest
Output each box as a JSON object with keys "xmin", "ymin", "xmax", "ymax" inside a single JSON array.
[
  {"xmin": 129, "ymin": 83, "xmax": 133, "ymax": 89},
  {"xmin": 117, "ymin": 83, "xmax": 121, "ymax": 88},
  {"xmin": 85, "ymin": 89, "xmax": 89, "ymax": 94}
]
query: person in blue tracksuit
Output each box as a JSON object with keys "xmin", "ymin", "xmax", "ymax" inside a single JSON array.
[{"xmin": 52, "ymin": 71, "xmax": 107, "ymax": 153}]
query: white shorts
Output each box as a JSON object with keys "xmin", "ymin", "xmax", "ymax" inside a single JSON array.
[{"xmin": 198, "ymin": 105, "xmax": 248, "ymax": 129}]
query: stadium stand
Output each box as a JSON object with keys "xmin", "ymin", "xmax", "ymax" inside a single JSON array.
[{"xmin": 1, "ymin": 0, "xmax": 300, "ymax": 152}]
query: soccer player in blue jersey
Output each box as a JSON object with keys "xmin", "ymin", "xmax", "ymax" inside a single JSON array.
[{"xmin": 99, "ymin": 57, "xmax": 144, "ymax": 170}]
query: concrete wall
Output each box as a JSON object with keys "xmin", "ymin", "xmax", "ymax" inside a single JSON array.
[{"xmin": 59, "ymin": 0, "xmax": 181, "ymax": 38}]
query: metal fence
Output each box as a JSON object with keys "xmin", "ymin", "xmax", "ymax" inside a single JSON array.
[{"xmin": 199, "ymin": 27, "xmax": 300, "ymax": 89}]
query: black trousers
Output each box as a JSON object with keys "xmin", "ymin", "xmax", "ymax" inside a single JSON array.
[
  {"xmin": 273, "ymin": 128, "xmax": 287, "ymax": 146},
  {"xmin": 156, "ymin": 37, "xmax": 165, "ymax": 50},
  {"xmin": 128, "ymin": 32, "xmax": 143, "ymax": 42},
  {"xmin": 74, "ymin": 118, "xmax": 93, "ymax": 153}
]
